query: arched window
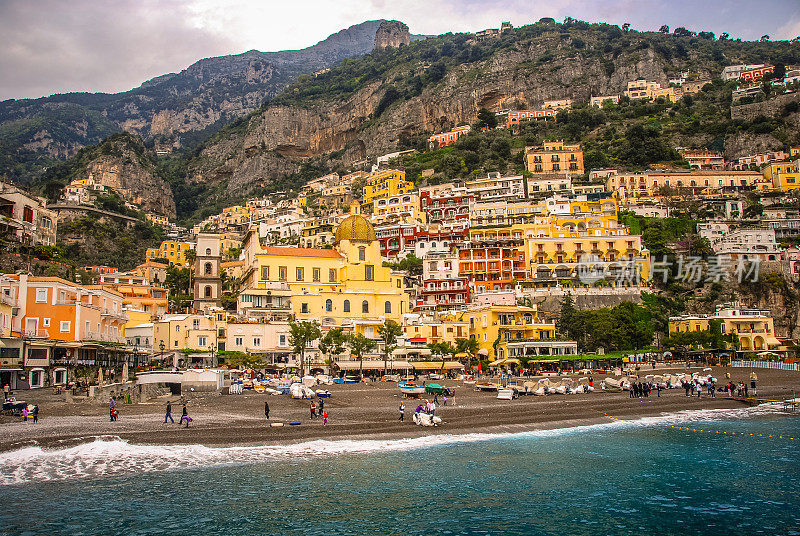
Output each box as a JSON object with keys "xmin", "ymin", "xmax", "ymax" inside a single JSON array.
[
  {"xmin": 204, "ymin": 286, "xmax": 212, "ymax": 298},
  {"xmin": 343, "ymin": 300, "xmax": 350, "ymax": 312},
  {"xmin": 362, "ymin": 300, "xmax": 369, "ymax": 313},
  {"xmin": 325, "ymin": 299, "xmax": 333, "ymax": 312},
  {"xmin": 384, "ymin": 301, "xmax": 391, "ymax": 314},
  {"xmin": 205, "ymin": 248, "xmax": 211, "ymax": 255},
  {"xmin": 204, "ymin": 262, "xmax": 212, "ymax": 275}
]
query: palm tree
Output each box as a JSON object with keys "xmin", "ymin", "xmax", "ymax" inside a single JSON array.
[
  {"xmin": 289, "ymin": 321, "xmax": 321, "ymax": 376},
  {"xmin": 456, "ymin": 337, "xmax": 479, "ymax": 370},
  {"xmin": 377, "ymin": 320, "xmax": 403, "ymax": 374},
  {"xmin": 347, "ymin": 333, "xmax": 376, "ymax": 379}
]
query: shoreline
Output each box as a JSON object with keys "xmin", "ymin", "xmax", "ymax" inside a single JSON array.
[{"xmin": 3, "ymin": 365, "xmax": 792, "ymax": 454}]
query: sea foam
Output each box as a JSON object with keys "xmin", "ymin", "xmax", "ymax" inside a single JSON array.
[{"xmin": 0, "ymin": 404, "xmax": 785, "ymax": 485}]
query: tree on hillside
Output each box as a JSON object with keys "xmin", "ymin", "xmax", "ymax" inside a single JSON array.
[
  {"xmin": 475, "ymin": 108, "xmax": 498, "ymax": 130},
  {"xmin": 719, "ymin": 32, "xmax": 729, "ymax": 40},
  {"xmin": 622, "ymin": 23, "xmax": 630, "ymax": 32},
  {"xmin": 347, "ymin": 333, "xmax": 376, "ymax": 379},
  {"xmin": 761, "ymin": 35, "xmax": 770, "ymax": 42},
  {"xmin": 226, "ymin": 351, "xmax": 264, "ymax": 369},
  {"xmin": 289, "ymin": 321, "xmax": 321, "ymax": 375},
  {"xmin": 377, "ymin": 319, "xmax": 403, "ymax": 374},
  {"xmin": 673, "ymin": 27, "xmax": 694, "ymax": 37},
  {"xmin": 659, "ymin": 25, "xmax": 670, "ymax": 34},
  {"xmin": 558, "ymin": 292, "xmax": 578, "ymax": 341}
]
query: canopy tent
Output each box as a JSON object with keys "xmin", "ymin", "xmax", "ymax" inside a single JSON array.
[
  {"xmin": 478, "ymin": 349, "xmax": 489, "ymax": 356},
  {"xmin": 411, "ymin": 361, "xmax": 464, "ymax": 370},
  {"xmin": 489, "ymin": 358, "xmax": 521, "ymax": 367},
  {"xmin": 335, "ymin": 360, "xmax": 412, "ymax": 370}
]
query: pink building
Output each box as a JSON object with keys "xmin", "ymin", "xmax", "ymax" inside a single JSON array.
[{"xmin": 506, "ymin": 110, "xmax": 556, "ymax": 128}]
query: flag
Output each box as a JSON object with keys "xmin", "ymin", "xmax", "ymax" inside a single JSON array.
[{"xmin": 478, "ymin": 361, "xmax": 482, "ymax": 374}]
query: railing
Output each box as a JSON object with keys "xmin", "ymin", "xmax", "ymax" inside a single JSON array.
[
  {"xmin": 24, "ymin": 329, "xmax": 49, "ymax": 338},
  {"xmin": 731, "ymin": 360, "xmax": 800, "ymax": 372}
]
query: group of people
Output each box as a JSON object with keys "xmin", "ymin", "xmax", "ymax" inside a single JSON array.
[
  {"xmin": 628, "ymin": 381, "xmax": 661, "ymax": 398},
  {"xmin": 21, "ymin": 404, "xmax": 39, "ymax": 423},
  {"xmin": 309, "ymin": 400, "xmax": 328, "ymax": 425},
  {"xmin": 164, "ymin": 400, "xmax": 191, "ymax": 427}
]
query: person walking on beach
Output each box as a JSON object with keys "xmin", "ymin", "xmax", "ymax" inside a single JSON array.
[
  {"xmin": 109, "ymin": 397, "xmax": 115, "ymax": 421},
  {"xmin": 164, "ymin": 401, "xmax": 174, "ymax": 424},
  {"xmin": 322, "ymin": 410, "xmax": 328, "ymax": 426},
  {"xmin": 22, "ymin": 405, "xmax": 28, "ymax": 423},
  {"xmin": 32, "ymin": 404, "xmax": 39, "ymax": 423},
  {"xmin": 264, "ymin": 400, "xmax": 270, "ymax": 421},
  {"xmin": 750, "ymin": 371, "xmax": 758, "ymax": 396},
  {"xmin": 656, "ymin": 383, "xmax": 661, "ymax": 398},
  {"xmin": 180, "ymin": 404, "xmax": 191, "ymax": 427},
  {"xmin": 684, "ymin": 380, "xmax": 691, "ymax": 397},
  {"xmin": 318, "ymin": 399, "xmax": 324, "ymax": 415},
  {"xmin": 399, "ymin": 402, "xmax": 405, "ymax": 422},
  {"xmin": 310, "ymin": 400, "xmax": 317, "ymax": 419}
]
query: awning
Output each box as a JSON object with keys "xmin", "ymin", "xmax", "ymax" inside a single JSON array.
[
  {"xmin": 491, "ymin": 358, "xmax": 521, "ymax": 366},
  {"xmin": 478, "ymin": 349, "xmax": 489, "ymax": 356},
  {"xmin": 411, "ymin": 361, "xmax": 464, "ymax": 370},
  {"xmin": 393, "ymin": 348, "xmax": 432, "ymax": 356},
  {"xmin": 0, "ymin": 368, "xmax": 22, "ymax": 371},
  {"xmin": 335, "ymin": 360, "xmax": 412, "ymax": 370}
]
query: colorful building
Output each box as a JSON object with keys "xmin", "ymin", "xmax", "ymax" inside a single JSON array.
[
  {"xmin": 428, "ymin": 125, "xmax": 471, "ymax": 148},
  {"xmin": 669, "ymin": 303, "xmax": 783, "ymax": 354},
  {"xmin": 506, "ymin": 109, "xmax": 556, "ymax": 128},
  {"xmin": 524, "ymin": 141, "xmax": 584, "ymax": 176},
  {"xmin": 146, "ymin": 240, "xmax": 195, "ymax": 267},
  {"xmin": 362, "ymin": 169, "xmax": 415, "ymax": 208}
]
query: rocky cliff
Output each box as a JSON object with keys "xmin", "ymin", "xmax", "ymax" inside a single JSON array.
[
  {"xmin": 374, "ymin": 21, "xmax": 411, "ymax": 49},
  {"xmin": 187, "ymin": 21, "xmax": 799, "ymax": 200},
  {"xmin": 0, "ymin": 20, "xmax": 396, "ymax": 183}
]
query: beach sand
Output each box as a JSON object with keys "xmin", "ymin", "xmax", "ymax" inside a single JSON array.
[{"xmin": 2, "ymin": 366, "xmax": 798, "ymax": 452}]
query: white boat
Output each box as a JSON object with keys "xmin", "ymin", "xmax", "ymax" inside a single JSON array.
[
  {"xmin": 315, "ymin": 374, "xmax": 334, "ymax": 385},
  {"xmin": 497, "ymin": 388, "xmax": 519, "ymax": 400},
  {"xmin": 474, "ymin": 382, "xmax": 500, "ymax": 391},
  {"xmin": 413, "ymin": 412, "xmax": 442, "ymax": 427},
  {"xmin": 399, "ymin": 382, "xmax": 426, "ymax": 396},
  {"xmin": 290, "ymin": 383, "xmax": 315, "ymax": 399}
]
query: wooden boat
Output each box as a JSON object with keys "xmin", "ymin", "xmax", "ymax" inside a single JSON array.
[
  {"xmin": 497, "ymin": 388, "xmax": 519, "ymax": 400},
  {"xmin": 398, "ymin": 382, "xmax": 426, "ymax": 396},
  {"xmin": 474, "ymin": 382, "xmax": 499, "ymax": 391}
]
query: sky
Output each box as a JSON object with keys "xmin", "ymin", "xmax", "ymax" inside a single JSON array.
[{"xmin": 1, "ymin": 0, "xmax": 799, "ymax": 101}]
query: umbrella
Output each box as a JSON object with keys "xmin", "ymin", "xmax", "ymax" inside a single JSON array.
[
  {"xmin": 97, "ymin": 367, "xmax": 104, "ymax": 386},
  {"xmin": 122, "ymin": 362, "xmax": 129, "ymax": 383}
]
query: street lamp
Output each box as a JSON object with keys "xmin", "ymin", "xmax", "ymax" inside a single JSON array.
[
  {"xmin": 133, "ymin": 344, "xmax": 139, "ymax": 372},
  {"xmin": 159, "ymin": 340, "xmax": 166, "ymax": 369}
]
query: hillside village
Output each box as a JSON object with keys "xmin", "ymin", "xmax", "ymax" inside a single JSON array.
[{"xmin": 2, "ymin": 20, "xmax": 800, "ymax": 391}]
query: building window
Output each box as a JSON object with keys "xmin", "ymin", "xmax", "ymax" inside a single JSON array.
[
  {"xmin": 296, "ymin": 267, "xmax": 304, "ymax": 281},
  {"xmin": 313, "ymin": 268, "xmax": 321, "ymax": 282},
  {"xmin": 60, "ymin": 321, "xmax": 70, "ymax": 333},
  {"xmin": 253, "ymin": 337, "xmax": 261, "ymax": 347},
  {"xmin": 35, "ymin": 288, "xmax": 47, "ymax": 303},
  {"xmin": 204, "ymin": 286, "xmax": 212, "ymax": 298},
  {"xmin": 205, "ymin": 248, "xmax": 211, "ymax": 256},
  {"xmin": 301, "ymin": 303, "xmax": 309, "ymax": 313},
  {"xmin": 358, "ymin": 247, "xmax": 366, "ymax": 261},
  {"xmin": 325, "ymin": 299, "xmax": 333, "ymax": 312},
  {"xmin": 198, "ymin": 336, "xmax": 207, "ymax": 347},
  {"xmin": 205, "ymin": 262, "xmax": 212, "ymax": 275},
  {"xmin": 235, "ymin": 337, "xmax": 243, "ymax": 346},
  {"xmin": 385, "ymin": 301, "xmax": 391, "ymax": 314},
  {"xmin": 362, "ymin": 300, "xmax": 369, "ymax": 313},
  {"xmin": 365, "ymin": 264, "xmax": 374, "ymax": 281},
  {"xmin": 279, "ymin": 334, "xmax": 286, "ymax": 346},
  {"xmin": 43, "ymin": 318, "xmax": 50, "ymax": 327},
  {"xmin": 329, "ymin": 269, "xmax": 336, "ymax": 282},
  {"xmin": 343, "ymin": 300, "xmax": 350, "ymax": 312},
  {"xmin": 193, "ymin": 319, "xmax": 200, "ymax": 329},
  {"xmin": 279, "ymin": 266, "xmax": 287, "ymax": 281}
]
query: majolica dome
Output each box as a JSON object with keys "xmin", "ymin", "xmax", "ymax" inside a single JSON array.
[{"xmin": 334, "ymin": 214, "xmax": 376, "ymax": 244}]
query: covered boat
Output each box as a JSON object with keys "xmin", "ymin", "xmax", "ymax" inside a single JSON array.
[
  {"xmin": 425, "ymin": 383, "xmax": 453, "ymax": 396},
  {"xmin": 398, "ymin": 382, "xmax": 426, "ymax": 397}
]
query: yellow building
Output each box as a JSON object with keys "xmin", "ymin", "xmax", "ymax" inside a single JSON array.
[
  {"xmin": 624, "ymin": 79, "xmax": 676, "ymax": 102},
  {"xmin": 403, "ymin": 319, "xmax": 470, "ymax": 345},
  {"xmin": 668, "ymin": 303, "xmax": 783, "ymax": 353},
  {"xmin": 97, "ymin": 283, "xmax": 168, "ymax": 320},
  {"xmin": 524, "ymin": 141, "xmax": 584, "ymax": 175},
  {"xmin": 146, "ymin": 241, "xmax": 194, "ymax": 267},
  {"xmin": 371, "ymin": 193, "xmax": 427, "ymax": 225},
  {"xmin": 605, "ymin": 170, "xmax": 764, "ymax": 199},
  {"xmin": 362, "ymin": 169, "xmax": 415, "ymax": 208},
  {"xmin": 446, "ymin": 305, "xmax": 576, "ymax": 361},
  {"xmin": 762, "ymin": 161, "xmax": 800, "ymax": 191},
  {"xmin": 242, "ymin": 205, "xmax": 409, "ymax": 338}
]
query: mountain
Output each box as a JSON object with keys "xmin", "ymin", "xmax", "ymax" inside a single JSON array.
[
  {"xmin": 184, "ymin": 20, "xmax": 800, "ymax": 204},
  {"xmin": 0, "ymin": 20, "xmax": 419, "ymax": 183}
]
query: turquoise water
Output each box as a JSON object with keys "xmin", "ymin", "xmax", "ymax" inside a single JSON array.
[{"xmin": 1, "ymin": 408, "xmax": 799, "ymax": 535}]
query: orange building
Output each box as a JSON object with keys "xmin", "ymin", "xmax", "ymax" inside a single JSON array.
[
  {"xmin": 506, "ymin": 109, "xmax": 556, "ymax": 129},
  {"xmin": 524, "ymin": 141, "xmax": 584, "ymax": 175},
  {"xmin": 428, "ymin": 125, "xmax": 472, "ymax": 148},
  {"xmin": 458, "ymin": 233, "xmax": 527, "ymax": 293}
]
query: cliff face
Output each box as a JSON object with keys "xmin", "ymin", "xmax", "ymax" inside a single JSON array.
[
  {"xmin": 374, "ymin": 21, "xmax": 410, "ymax": 49},
  {"xmin": 0, "ymin": 20, "xmax": 392, "ymax": 183},
  {"xmin": 84, "ymin": 155, "xmax": 176, "ymax": 218}
]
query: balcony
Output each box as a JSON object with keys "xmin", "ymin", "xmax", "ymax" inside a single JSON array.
[{"xmin": 24, "ymin": 329, "xmax": 49, "ymax": 338}]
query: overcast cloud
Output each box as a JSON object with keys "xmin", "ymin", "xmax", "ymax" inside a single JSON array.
[{"xmin": 1, "ymin": 0, "xmax": 798, "ymax": 101}]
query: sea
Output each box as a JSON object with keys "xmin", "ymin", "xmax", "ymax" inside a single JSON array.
[{"xmin": 0, "ymin": 405, "xmax": 799, "ymax": 536}]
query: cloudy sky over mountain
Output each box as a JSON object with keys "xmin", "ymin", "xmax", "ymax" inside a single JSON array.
[{"xmin": 1, "ymin": 0, "xmax": 798, "ymax": 100}]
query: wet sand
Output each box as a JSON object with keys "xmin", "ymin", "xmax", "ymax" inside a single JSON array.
[{"xmin": 2, "ymin": 367, "xmax": 798, "ymax": 452}]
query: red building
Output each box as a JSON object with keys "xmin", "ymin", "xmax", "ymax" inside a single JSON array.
[
  {"xmin": 506, "ymin": 109, "xmax": 556, "ymax": 129},
  {"xmin": 458, "ymin": 233, "xmax": 527, "ymax": 292},
  {"xmin": 739, "ymin": 65, "xmax": 774, "ymax": 83},
  {"xmin": 419, "ymin": 189, "xmax": 474, "ymax": 225},
  {"xmin": 428, "ymin": 126, "xmax": 472, "ymax": 148}
]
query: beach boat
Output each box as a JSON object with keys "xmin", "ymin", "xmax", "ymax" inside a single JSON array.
[
  {"xmin": 497, "ymin": 388, "xmax": 519, "ymax": 400},
  {"xmin": 333, "ymin": 377, "xmax": 345, "ymax": 384},
  {"xmin": 265, "ymin": 387, "xmax": 281, "ymax": 395},
  {"xmin": 343, "ymin": 377, "xmax": 359, "ymax": 384},
  {"xmin": 413, "ymin": 412, "xmax": 442, "ymax": 427},
  {"xmin": 602, "ymin": 377, "xmax": 623, "ymax": 391},
  {"xmin": 276, "ymin": 384, "xmax": 291, "ymax": 395},
  {"xmin": 474, "ymin": 382, "xmax": 499, "ymax": 391},
  {"xmin": 302, "ymin": 376, "xmax": 317, "ymax": 387},
  {"xmin": 290, "ymin": 383, "xmax": 315, "ymax": 399},
  {"xmin": 316, "ymin": 375, "xmax": 334, "ymax": 385},
  {"xmin": 398, "ymin": 382, "xmax": 426, "ymax": 397},
  {"xmin": 425, "ymin": 383, "xmax": 453, "ymax": 396},
  {"xmin": 315, "ymin": 389, "xmax": 332, "ymax": 398},
  {"xmin": 382, "ymin": 374, "xmax": 401, "ymax": 383},
  {"xmin": 253, "ymin": 384, "xmax": 266, "ymax": 393}
]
